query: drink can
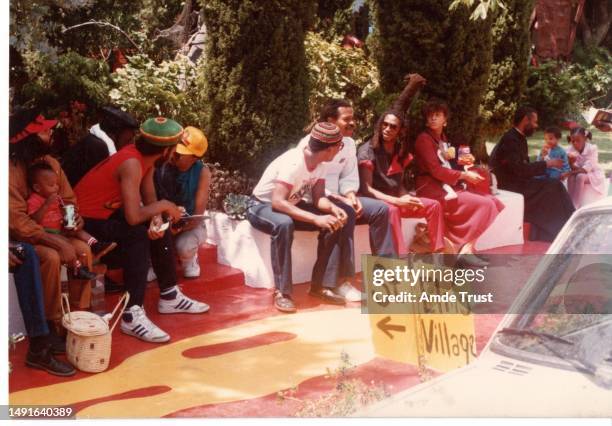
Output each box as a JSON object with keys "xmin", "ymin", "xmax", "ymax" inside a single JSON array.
[{"xmin": 63, "ymin": 204, "xmax": 76, "ymax": 230}]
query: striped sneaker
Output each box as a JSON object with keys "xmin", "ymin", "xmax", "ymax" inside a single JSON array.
[
  {"xmin": 158, "ymin": 286, "xmax": 210, "ymax": 314},
  {"xmin": 120, "ymin": 305, "xmax": 170, "ymax": 343}
]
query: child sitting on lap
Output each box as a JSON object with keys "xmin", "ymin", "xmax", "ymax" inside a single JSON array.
[
  {"xmin": 27, "ymin": 162, "xmax": 116, "ymax": 279},
  {"xmin": 536, "ymin": 127, "xmax": 570, "ymax": 180}
]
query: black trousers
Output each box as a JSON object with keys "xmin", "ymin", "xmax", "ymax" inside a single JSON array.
[{"xmin": 83, "ymin": 210, "xmax": 177, "ymax": 307}]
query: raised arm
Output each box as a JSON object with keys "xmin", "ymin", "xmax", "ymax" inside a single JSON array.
[{"xmin": 390, "ymin": 73, "xmax": 427, "ymax": 115}]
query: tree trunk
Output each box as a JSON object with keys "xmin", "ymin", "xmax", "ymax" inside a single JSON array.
[{"xmin": 579, "ymin": 0, "xmax": 611, "ymax": 47}]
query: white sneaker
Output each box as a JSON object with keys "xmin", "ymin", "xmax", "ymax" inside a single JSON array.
[
  {"xmin": 336, "ymin": 282, "xmax": 363, "ymax": 302},
  {"xmin": 182, "ymin": 255, "xmax": 201, "ymax": 278},
  {"xmin": 146, "ymin": 266, "xmax": 157, "ymax": 282},
  {"xmin": 158, "ymin": 286, "xmax": 210, "ymax": 314},
  {"xmin": 120, "ymin": 305, "xmax": 170, "ymax": 343}
]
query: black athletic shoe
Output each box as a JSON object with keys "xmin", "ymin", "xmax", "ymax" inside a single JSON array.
[
  {"xmin": 26, "ymin": 346, "xmax": 76, "ymax": 377},
  {"xmin": 72, "ymin": 266, "xmax": 97, "ymax": 280}
]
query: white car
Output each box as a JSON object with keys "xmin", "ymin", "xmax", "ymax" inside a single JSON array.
[{"xmin": 358, "ymin": 197, "xmax": 612, "ymax": 417}]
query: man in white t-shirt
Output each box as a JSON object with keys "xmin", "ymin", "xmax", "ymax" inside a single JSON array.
[
  {"xmin": 298, "ymin": 100, "xmax": 396, "ymax": 301},
  {"xmin": 248, "ymin": 122, "xmax": 356, "ymax": 313}
]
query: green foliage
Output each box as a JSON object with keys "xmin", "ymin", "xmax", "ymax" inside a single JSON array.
[
  {"xmin": 109, "ymin": 54, "xmax": 203, "ymax": 126},
  {"xmin": 315, "ymin": 0, "xmax": 355, "ymax": 41},
  {"xmin": 222, "ymin": 193, "xmax": 251, "ymax": 220},
  {"xmin": 523, "ymin": 61, "xmax": 582, "ymax": 126},
  {"xmin": 570, "ymin": 44, "xmax": 612, "ymax": 108},
  {"xmin": 370, "ymin": 0, "xmax": 493, "ymax": 157},
  {"xmin": 200, "ymin": 0, "xmax": 314, "ymax": 175},
  {"xmin": 18, "ymin": 51, "xmax": 112, "ymax": 113},
  {"xmin": 277, "ymin": 351, "xmax": 388, "ymax": 417},
  {"xmin": 479, "ymin": 0, "xmax": 533, "ymax": 138},
  {"xmin": 10, "ymin": 0, "xmax": 95, "ymax": 55},
  {"xmin": 207, "ymin": 163, "xmax": 256, "ymax": 212},
  {"xmin": 304, "ymin": 32, "xmax": 379, "ymax": 139},
  {"xmin": 449, "ymin": 0, "xmax": 506, "ymax": 20},
  {"xmin": 523, "ymin": 47, "xmax": 612, "ymax": 127}
]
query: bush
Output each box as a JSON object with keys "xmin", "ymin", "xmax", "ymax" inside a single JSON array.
[
  {"xmin": 523, "ymin": 61, "xmax": 584, "ymax": 127},
  {"xmin": 207, "ymin": 163, "xmax": 256, "ymax": 213},
  {"xmin": 109, "ymin": 54, "xmax": 204, "ymax": 127},
  {"xmin": 479, "ymin": 0, "xmax": 534, "ymax": 138},
  {"xmin": 18, "ymin": 51, "xmax": 112, "ymax": 114},
  {"xmin": 369, "ymin": 0, "xmax": 493, "ymax": 158},
  {"xmin": 523, "ymin": 46, "xmax": 611, "ymax": 128},
  {"xmin": 200, "ymin": 0, "xmax": 314, "ymax": 176},
  {"xmin": 570, "ymin": 44, "xmax": 612, "ymax": 109},
  {"xmin": 304, "ymin": 32, "xmax": 379, "ymax": 140}
]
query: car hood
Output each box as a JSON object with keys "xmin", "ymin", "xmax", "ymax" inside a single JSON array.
[{"xmin": 358, "ymin": 353, "xmax": 612, "ymax": 417}]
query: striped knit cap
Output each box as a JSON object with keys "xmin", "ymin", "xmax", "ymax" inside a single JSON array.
[
  {"xmin": 140, "ymin": 117, "xmax": 183, "ymax": 146},
  {"xmin": 310, "ymin": 122, "xmax": 342, "ymax": 145}
]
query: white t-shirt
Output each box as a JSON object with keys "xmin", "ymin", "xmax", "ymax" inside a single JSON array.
[
  {"xmin": 297, "ymin": 135, "xmax": 359, "ymax": 196},
  {"xmin": 252, "ymin": 147, "xmax": 328, "ymax": 204}
]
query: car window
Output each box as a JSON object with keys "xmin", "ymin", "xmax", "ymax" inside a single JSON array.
[{"xmin": 494, "ymin": 211, "xmax": 612, "ymax": 374}]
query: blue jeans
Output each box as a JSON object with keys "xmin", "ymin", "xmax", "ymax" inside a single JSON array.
[
  {"xmin": 356, "ymin": 196, "xmax": 396, "ymax": 257},
  {"xmin": 12, "ymin": 242, "xmax": 50, "ymax": 337},
  {"xmin": 246, "ymin": 199, "xmax": 356, "ymax": 295}
]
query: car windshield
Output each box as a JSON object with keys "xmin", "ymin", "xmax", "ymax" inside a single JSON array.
[{"xmin": 494, "ymin": 210, "xmax": 612, "ymax": 377}]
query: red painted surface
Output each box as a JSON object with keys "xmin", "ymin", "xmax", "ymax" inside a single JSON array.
[
  {"xmin": 182, "ymin": 332, "xmax": 297, "ymax": 359},
  {"xmin": 9, "ymin": 241, "xmax": 549, "ymax": 416},
  {"xmin": 166, "ymin": 357, "xmax": 432, "ymax": 418}
]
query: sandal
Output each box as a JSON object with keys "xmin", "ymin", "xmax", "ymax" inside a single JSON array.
[{"xmin": 273, "ymin": 290, "xmax": 297, "ymax": 313}]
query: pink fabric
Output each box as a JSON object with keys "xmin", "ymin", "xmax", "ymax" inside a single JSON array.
[
  {"xmin": 386, "ymin": 197, "xmax": 445, "ymax": 253},
  {"xmin": 566, "ymin": 143, "xmax": 606, "ymax": 195},
  {"xmin": 567, "ymin": 173, "xmax": 590, "ymax": 208},
  {"xmin": 26, "ymin": 193, "xmax": 63, "ymax": 231}
]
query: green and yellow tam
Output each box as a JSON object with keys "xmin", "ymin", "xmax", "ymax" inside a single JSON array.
[{"xmin": 140, "ymin": 117, "xmax": 183, "ymax": 146}]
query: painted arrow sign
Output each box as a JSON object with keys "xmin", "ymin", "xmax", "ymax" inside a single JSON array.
[{"xmin": 377, "ymin": 316, "xmax": 406, "ymax": 339}]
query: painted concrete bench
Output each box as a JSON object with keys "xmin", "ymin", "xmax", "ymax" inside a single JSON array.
[{"xmin": 205, "ymin": 189, "xmax": 524, "ymax": 288}]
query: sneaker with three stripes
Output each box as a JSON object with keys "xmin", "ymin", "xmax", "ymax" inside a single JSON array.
[
  {"xmin": 158, "ymin": 286, "xmax": 210, "ymax": 314},
  {"xmin": 120, "ymin": 305, "xmax": 170, "ymax": 343}
]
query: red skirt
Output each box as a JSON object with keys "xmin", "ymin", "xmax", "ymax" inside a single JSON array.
[{"xmin": 441, "ymin": 190, "xmax": 504, "ymax": 246}]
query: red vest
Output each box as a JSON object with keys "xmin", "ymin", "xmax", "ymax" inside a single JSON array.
[{"xmin": 75, "ymin": 144, "xmax": 149, "ymax": 220}]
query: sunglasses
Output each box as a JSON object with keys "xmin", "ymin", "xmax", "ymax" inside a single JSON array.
[{"xmin": 382, "ymin": 122, "xmax": 399, "ymax": 130}]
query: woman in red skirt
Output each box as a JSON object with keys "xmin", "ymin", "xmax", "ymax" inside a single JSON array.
[{"xmin": 413, "ymin": 100, "xmax": 504, "ymax": 257}]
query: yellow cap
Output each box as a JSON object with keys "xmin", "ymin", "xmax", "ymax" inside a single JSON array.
[{"xmin": 176, "ymin": 126, "xmax": 208, "ymax": 157}]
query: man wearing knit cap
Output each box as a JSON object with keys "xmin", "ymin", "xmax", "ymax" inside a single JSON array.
[
  {"xmin": 248, "ymin": 122, "xmax": 356, "ymax": 313},
  {"xmin": 75, "ymin": 117, "xmax": 210, "ymax": 343}
]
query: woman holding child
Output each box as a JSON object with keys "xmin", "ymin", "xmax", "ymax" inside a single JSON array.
[{"xmin": 413, "ymin": 100, "xmax": 504, "ymax": 257}]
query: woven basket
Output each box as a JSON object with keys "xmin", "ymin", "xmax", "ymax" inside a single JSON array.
[{"xmin": 61, "ymin": 292, "xmax": 129, "ymax": 373}]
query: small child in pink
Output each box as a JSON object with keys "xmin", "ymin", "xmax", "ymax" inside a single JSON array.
[{"xmin": 27, "ymin": 162, "xmax": 116, "ymax": 279}]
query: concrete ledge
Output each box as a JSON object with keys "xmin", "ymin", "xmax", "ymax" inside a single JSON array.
[{"xmin": 205, "ymin": 189, "xmax": 524, "ymax": 288}]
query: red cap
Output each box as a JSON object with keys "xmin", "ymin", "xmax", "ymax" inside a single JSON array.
[{"xmin": 9, "ymin": 115, "xmax": 58, "ymax": 144}]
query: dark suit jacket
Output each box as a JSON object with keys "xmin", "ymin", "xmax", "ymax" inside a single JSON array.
[{"xmin": 489, "ymin": 128, "xmax": 547, "ymax": 193}]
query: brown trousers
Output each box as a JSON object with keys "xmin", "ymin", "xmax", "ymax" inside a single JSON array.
[{"xmin": 34, "ymin": 238, "xmax": 92, "ymax": 322}]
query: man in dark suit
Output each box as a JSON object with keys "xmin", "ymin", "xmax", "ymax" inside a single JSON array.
[{"xmin": 489, "ymin": 106, "xmax": 575, "ymax": 241}]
